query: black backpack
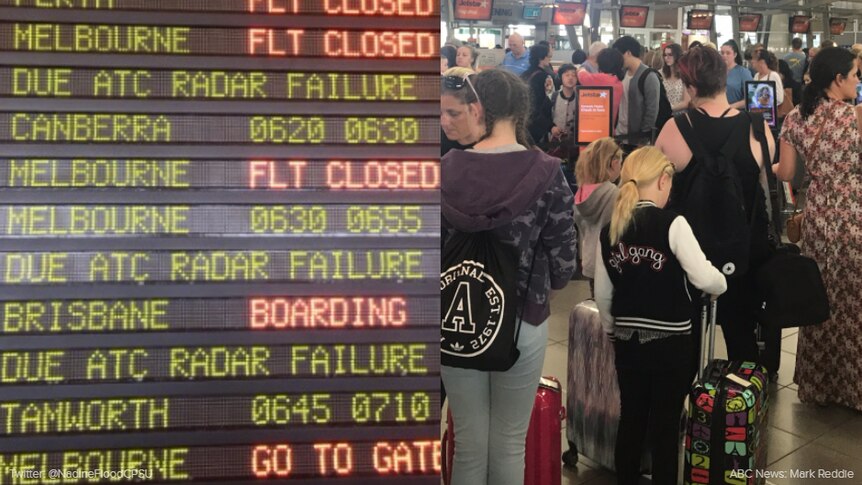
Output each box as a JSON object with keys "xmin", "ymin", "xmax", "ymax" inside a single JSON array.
[
  {"xmin": 638, "ymin": 68, "xmax": 673, "ymax": 132},
  {"xmin": 669, "ymin": 112, "xmax": 754, "ymax": 277},
  {"xmin": 440, "ymin": 231, "xmax": 537, "ymax": 371}
]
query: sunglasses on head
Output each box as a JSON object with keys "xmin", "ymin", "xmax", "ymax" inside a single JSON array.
[{"xmin": 443, "ymin": 74, "xmax": 481, "ymax": 104}]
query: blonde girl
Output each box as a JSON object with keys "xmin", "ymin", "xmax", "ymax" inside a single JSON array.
[
  {"xmin": 573, "ymin": 137, "xmax": 622, "ymax": 286},
  {"xmin": 594, "ymin": 147, "xmax": 726, "ymax": 485}
]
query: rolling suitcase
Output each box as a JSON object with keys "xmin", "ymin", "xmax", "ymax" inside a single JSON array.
[
  {"xmin": 442, "ymin": 376, "xmax": 565, "ymax": 485},
  {"xmin": 524, "ymin": 376, "xmax": 565, "ymax": 485},
  {"xmin": 565, "ymin": 300, "xmax": 619, "ymax": 470},
  {"xmin": 565, "ymin": 300, "xmax": 651, "ymax": 471},
  {"xmin": 685, "ymin": 300, "xmax": 770, "ymax": 485}
]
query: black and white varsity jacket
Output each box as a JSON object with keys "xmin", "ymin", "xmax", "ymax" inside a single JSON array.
[{"xmin": 594, "ymin": 201, "xmax": 727, "ymax": 342}]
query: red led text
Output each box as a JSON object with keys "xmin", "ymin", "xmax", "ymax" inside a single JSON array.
[
  {"xmin": 247, "ymin": 0, "xmax": 435, "ymax": 16},
  {"xmin": 249, "ymin": 297, "xmax": 407, "ymax": 329},
  {"xmin": 248, "ymin": 28, "xmax": 304, "ymax": 56},
  {"xmin": 314, "ymin": 443, "xmax": 354, "ymax": 476},
  {"xmin": 323, "ymin": 31, "xmax": 436, "ymax": 58},
  {"xmin": 326, "ymin": 161, "xmax": 439, "ymax": 190},
  {"xmin": 252, "ymin": 444, "xmax": 293, "ymax": 478},
  {"xmin": 373, "ymin": 441, "xmax": 441, "ymax": 474},
  {"xmin": 322, "ymin": 0, "xmax": 435, "ymax": 16},
  {"xmin": 249, "ymin": 160, "xmax": 307, "ymax": 189},
  {"xmin": 248, "ymin": 160, "xmax": 439, "ymax": 190},
  {"xmin": 247, "ymin": 0, "xmax": 300, "ymax": 13}
]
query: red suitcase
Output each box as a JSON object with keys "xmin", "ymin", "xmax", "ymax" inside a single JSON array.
[
  {"xmin": 442, "ymin": 376, "xmax": 565, "ymax": 485},
  {"xmin": 524, "ymin": 376, "xmax": 566, "ymax": 485}
]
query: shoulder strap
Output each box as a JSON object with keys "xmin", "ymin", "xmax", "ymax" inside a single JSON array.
[
  {"xmin": 673, "ymin": 112, "xmax": 710, "ymax": 162},
  {"xmin": 638, "ymin": 68, "xmax": 658, "ymax": 96},
  {"xmin": 550, "ymin": 90, "xmax": 558, "ymax": 105},
  {"xmin": 677, "ymin": 110, "xmax": 748, "ymax": 162}
]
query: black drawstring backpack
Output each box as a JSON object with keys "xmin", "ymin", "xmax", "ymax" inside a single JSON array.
[{"xmin": 441, "ymin": 231, "xmax": 538, "ymax": 371}]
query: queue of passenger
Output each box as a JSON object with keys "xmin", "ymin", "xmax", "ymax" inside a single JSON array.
[{"xmin": 441, "ymin": 36, "xmax": 862, "ymax": 485}]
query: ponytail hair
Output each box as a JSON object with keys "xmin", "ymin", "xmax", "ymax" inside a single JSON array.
[
  {"xmin": 800, "ymin": 47, "xmax": 857, "ymax": 119},
  {"xmin": 609, "ymin": 147, "xmax": 675, "ymax": 245},
  {"xmin": 471, "ymin": 68, "xmax": 533, "ymax": 147},
  {"xmin": 575, "ymin": 137, "xmax": 622, "ymax": 186}
]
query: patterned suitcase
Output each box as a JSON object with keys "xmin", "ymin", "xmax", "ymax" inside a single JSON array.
[
  {"xmin": 685, "ymin": 300, "xmax": 770, "ymax": 485},
  {"xmin": 566, "ymin": 300, "xmax": 636, "ymax": 470},
  {"xmin": 442, "ymin": 376, "xmax": 565, "ymax": 485}
]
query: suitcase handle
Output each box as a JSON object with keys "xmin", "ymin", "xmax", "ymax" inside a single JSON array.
[{"xmin": 697, "ymin": 296, "xmax": 719, "ymax": 382}]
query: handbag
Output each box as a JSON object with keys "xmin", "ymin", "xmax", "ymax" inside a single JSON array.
[
  {"xmin": 750, "ymin": 128, "xmax": 829, "ymax": 329},
  {"xmin": 782, "ymin": 117, "xmax": 826, "ymax": 245},
  {"xmin": 777, "ymin": 88, "xmax": 794, "ymax": 118},
  {"xmin": 754, "ymin": 244, "xmax": 830, "ymax": 328},
  {"xmin": 546, "ymin": 133, "xmax": 572, "ymax": 162},
  {"xmin": 785, "ymin": 211, "xmax": 803, "ymax": 243}
]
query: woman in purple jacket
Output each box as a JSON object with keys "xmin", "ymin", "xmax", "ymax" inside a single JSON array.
[{"xmin": 442, "ymin": 68, "xmax": 577, "ymax": 485}]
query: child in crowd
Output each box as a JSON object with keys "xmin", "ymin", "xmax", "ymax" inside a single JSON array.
[
  {"xmin": 594, "ymin": 147, "xmax": 727, "ymax": 485},
  {"xmin": 573, "ymin": 137, "xmax": 622, "ymax": 291}
]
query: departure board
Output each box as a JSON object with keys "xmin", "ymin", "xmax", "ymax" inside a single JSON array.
[{"xmin": 0, "ymin": 2, "xmax": 439, "ymax": 484}]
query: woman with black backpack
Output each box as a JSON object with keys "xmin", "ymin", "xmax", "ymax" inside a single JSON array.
[
  {"xmin": 441, "ymin": 68, "xmax": 577, "ymax": 485},
  {"xmin": 655, "ymin": 46, "xmax": 776, "ymax": 369}
]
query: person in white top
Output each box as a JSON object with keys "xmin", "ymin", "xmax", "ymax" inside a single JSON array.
[
  {"xmin": 662, "ymin": 43, "xmax": 691, "ymax": 112},
  {"xmin": 751, "ymin": 49, "xmax": 784, "ymax": 105}
]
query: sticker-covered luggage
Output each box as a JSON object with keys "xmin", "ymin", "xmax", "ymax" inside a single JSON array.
[
  {"xmin": 685, "ymin": 300, "xmax": 770, "ymax": 485},
  {"xmin": 443, "ymin": 376, "xmax": 565, "ymax": 485}
]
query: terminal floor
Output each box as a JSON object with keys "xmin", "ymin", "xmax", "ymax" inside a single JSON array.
[{"xmin": 547, "ymin": 280, "xmax": 862, "ymax": 485}]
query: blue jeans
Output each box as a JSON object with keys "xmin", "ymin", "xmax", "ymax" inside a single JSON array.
[{"xmin": 441, "ymin": 321, "xmax": 548, "ymax": 485}]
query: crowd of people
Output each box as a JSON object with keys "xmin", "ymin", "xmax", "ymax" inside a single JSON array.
[{"xmin": 441, "ymin": 35, "xmax": 862, "ymax": 485}]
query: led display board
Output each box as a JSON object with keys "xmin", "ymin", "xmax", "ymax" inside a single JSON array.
[
  {"xmin": 686, "ymin": 9, "xmax": 714, "ymax": 30},
  {"xmin": 830, "ymin": 17, "xmax": 848, "ymax": 35},
  {"xmin": 619, "ymin": 6, "xmax": 649, "ymax": 29},
  {"xmin": 790, "ymin": 15, "xmax": 811, "ymax": 34},
  {"xmin": 522, "ymin": 5, "xmax": 542, "ymax": 20},
  {"xmin": 0, "ymin": 1, "xmax": 439, "ymax": 484},
  {"xmin": 552, "ymin": 2, "xmax": 586, "ymax": 26},
  {"xmin": 738, "ymin": 14, "xmax": 762, "ymax": 33}
]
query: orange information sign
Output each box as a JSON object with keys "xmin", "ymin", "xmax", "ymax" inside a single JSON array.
[
  {"xmin": 576, "ymin": 86, "xmax": 613, "ymax": 145},
  {"xmin": 454, "ymin": 0, "xmax": 493, "ymax": 20}
]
